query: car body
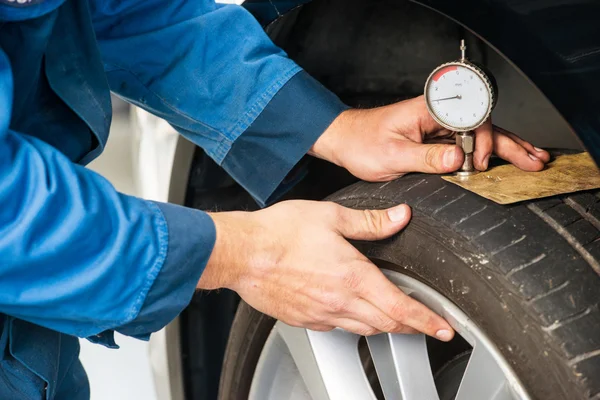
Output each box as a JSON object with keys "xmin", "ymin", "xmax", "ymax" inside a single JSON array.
[{"xmin": 134, "ymin": 0, "xmax": 600, "ymax": 398}]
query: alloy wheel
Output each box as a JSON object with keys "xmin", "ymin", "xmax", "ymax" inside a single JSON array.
[{"xmin": 248, "ymin": 270, "xmax": 530, "ymax": 400}]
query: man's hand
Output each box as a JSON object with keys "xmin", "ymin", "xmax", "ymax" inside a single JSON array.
[
  {"xmin": 310, "ymin": 95, "xmax": 551, "ymax": 180},
  {"xmin": 200, "ymin": 201, "xmax": 455, "ymax": 341}
]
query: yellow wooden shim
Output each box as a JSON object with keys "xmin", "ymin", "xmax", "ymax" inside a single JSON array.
[{"xmin": 442, "ymin": 152, "xmax": 600, "ymax": 204}]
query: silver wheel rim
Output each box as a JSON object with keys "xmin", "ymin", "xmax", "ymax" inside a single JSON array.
[{"xmin": 248, "ymin": 269, "xmax": 530, "ymax": 400}]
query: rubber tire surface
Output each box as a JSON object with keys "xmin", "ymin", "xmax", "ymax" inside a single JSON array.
[{"xmin": 219, "ymin": 174, "xmax": 600, "ymax": 400}]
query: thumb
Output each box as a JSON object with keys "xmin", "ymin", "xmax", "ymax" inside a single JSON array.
[
  {"xmin": 396, "ymin": 141, "xmax": 464, "ymax": 174},
  {"xmin": 335, "ymin": 204, "xmax": 411, "ymax": 241}
]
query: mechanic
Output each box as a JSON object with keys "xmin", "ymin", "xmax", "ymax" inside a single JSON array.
[{"xmin": 0, "ymin": 0, "xmax": 551, "ymax": 398}]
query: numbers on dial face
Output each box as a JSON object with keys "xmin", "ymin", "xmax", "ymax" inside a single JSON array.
[{"xmin": 426, "ymin": 64, "xmax": 491, "ymax": 130}]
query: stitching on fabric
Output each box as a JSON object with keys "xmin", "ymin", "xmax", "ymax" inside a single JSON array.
[
  {"xmin": 105, "ymin": 63, "xmax": 301, "ymax": 164},
  {"xmin": 215, "ymin": 66, "xmax": 302, "ymax": 163}
]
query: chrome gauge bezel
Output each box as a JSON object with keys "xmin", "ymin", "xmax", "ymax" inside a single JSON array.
[{"xmin": 424, "ymin": 60, "xmax": 496, "ymax": 133}]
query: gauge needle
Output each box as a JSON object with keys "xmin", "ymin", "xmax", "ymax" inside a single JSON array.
[{"xmin": 432, "ymin": 95, "xmax": 462, "ymax": 102}]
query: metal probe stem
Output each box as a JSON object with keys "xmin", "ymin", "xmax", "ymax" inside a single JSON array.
[
  {"xmin": 456, "ymin": 131, "xmax": 477, "ymax": 177},
  {"xmin": 456, "ymin": 39, "xmax": 477, "ymax": 177}
]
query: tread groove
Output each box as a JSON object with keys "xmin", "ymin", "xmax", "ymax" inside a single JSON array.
[
  {"xmin": 562, "ymin": 217, "xmax": 584, "ymax": 229},
  {"xmin": 400, "ymin": 178, "xmax": 426, "ymax": 193},
  {"xmin": 378, "ymin": 181, "xmax": 394, "ymax": 189},
  {"xmin": 332, "ymin": 179, "xmax": 600, "ymax": 399},
  {"xmin": 505, "ymin": 253, "xmax": 547, "ymax": 278},
  {"xmin": 431, "ymin": 193, "xmax": 466, "ymax": 216},
  {"xmin": 414, "ymin": 186, "xmax": 446, "ymax": 206},
  {"xmin": 455, "ymin": 205, "xmax": 487, "ymax": 226},
  {"xmin": 565, "ymin": 197, "xmax": 600, "ymax": 231},
  {"xmin": 567, "ymin": 348, "xmax": 600, "ymax": 367},
  {"xmin": 526, "ymin": 280, "xmax": 570, "ymax": 304},
  {"xmin": 490, "ymin": 235, "xmax": 527, "ymax": 256},
  {"xmin": 475, "ymin": 219, "xmax": 507, "ymax": 238},
  {"xmin": 528, "ymin": 203, "xmax": 600, "ymax": 276},
  {"xmin": 542, "ymin": 306, "xmax": 595, "ymax": 332}
]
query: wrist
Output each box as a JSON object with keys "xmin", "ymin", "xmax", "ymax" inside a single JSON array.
[
  {"xmin": 199, "ymin": 211, "xmax": 276, "ymax": 292},
  {"xmin": 309, "ymin": 109, "xmax": 355, "ymax": 167},
  {"xmin": 198, "ymin": 211, "xmax": 247, "ymax": 290}
]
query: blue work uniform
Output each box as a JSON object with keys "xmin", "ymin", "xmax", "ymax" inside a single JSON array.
[{"xmin": 0, "ymin": 0, "xmax": 346, "ymax": 398}]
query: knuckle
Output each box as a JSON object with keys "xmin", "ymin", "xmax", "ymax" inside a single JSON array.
[
  {"xmin": 380, "ymin": 318, "xmax": 400, "ymax": 332},
  {"xmin": 327, "ymin": 202, "xmax": 343, "ymax": 219},
  {"xmin": 326, "ymin": 296, "xmax": 347, "ymax": 314},
  {"xmin": 361, "ymin": 327, "xmax": 378, "ymax": 336},
  {"xmin": 342, "ymin": 268, "xmax": 364, "ymax": 292},
  {"xmin": 316, "ymin": 201, "xmax": 340, "ymax": 223},
  {"xmin": 303, "ymin": 310, "xmax": 324, "ymax": 325},
  {"xmin": 311, "ymin": 310, "xmax": 331, "ymax": 325},
  {"xmin": 425, "ymin": 146, "xmax": 440, "ymax": 169},
  {"xmin": 425, "ymin": 314, "xmax": 440, "ymax": 332},
  {"xmin": 362, "ymin": 209, "xmax": 383, "ymax": 236},
  {"xmin": 389, "ymin": 299, "xmax": 407, "ymax": 321}
]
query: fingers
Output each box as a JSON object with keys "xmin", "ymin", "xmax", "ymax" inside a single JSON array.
[
  {"xmin": 305, "ymin": 324, "xmax": 335, "ymax": 332},
  {"xmin": 357, "ymin": 264, "xmax": 454, "ymax": 341},
  {"xmin": 392, "ymin": 140, "xmax": 465, "ymax": 174},
  {"xmin": 333, "ymin": 319, "xmax": 419, "ymax": 336},
  {"xmin": 493, "ymin": 131, "xmax": 546, "ymax": 171},
  {"xmin": 471, "ymin": 120, "xmax": 550, "ymax": 172},
  {"xmin": 333, "ymin": 319, "xmax": 382, "ymax": 336},
  {"xmin": 493, "ymin": 125, "xmax": 551, "ymax": 163},
  {"xmin": 337, "ymin": 298, "xmax": 419, "ymax": 334},
  {"xmin": 335, "ymin": 203, "xmax": 412, "ymax": 241},
  {"xmin": 473, "ymin": 119, "xmax": 494, "ymax": 171}
]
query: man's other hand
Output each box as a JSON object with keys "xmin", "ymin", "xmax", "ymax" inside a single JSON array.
[
  {"xmin": 200, "ymin": 201, "xmax": 454, "ymax": 341},
  {"xmin": 310, "ymin": 95, "xmax": 551, "ymax": 181}
]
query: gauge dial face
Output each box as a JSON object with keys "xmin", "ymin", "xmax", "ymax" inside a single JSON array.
[{"xmin": 425, "ymin": 64, "xmax": 492, "ymax": 131}]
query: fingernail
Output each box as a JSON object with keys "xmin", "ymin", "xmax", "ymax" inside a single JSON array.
[
  {"xmin": 482, "ymin": 154, "xmax": 491, "ymax": 170},
  {"xmin": 443, "ymin": 148, "xmax": 457, "ymax": 169},
  {"xmin": 387, "ymin": 206, "xmax": 407, "ymax": 222},
  {"xmin": 528, "ymin": 153, "xmax": 539, "ymax": 161},
  {"xmin": 436, "ymin": 329, "xmax": 453, "ymax": 341},
  {"xmin": 534, "ymin": 146, "xmax": 544, "ymax": 152}
]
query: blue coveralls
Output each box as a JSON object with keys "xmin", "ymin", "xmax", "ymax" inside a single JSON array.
[{"xmin": 0, "ymin": 0, "xmax": 346, "ymax": 398}]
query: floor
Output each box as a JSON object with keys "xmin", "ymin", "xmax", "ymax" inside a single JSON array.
[{"xmin": 81, "ymin": 105, "xmax": 158, "ymax": 400}]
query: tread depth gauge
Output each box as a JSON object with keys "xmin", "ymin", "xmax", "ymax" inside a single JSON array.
[{"xmin": 424, "ymin": 40, "xmax": 498, "ymax": 176}]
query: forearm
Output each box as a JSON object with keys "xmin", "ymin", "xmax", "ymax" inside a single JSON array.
[
  {"xmin": 0, "ymin": 128, "xmax": 214, "ymax": 339},
  {"xmin": 92, "ymin": 0, "xmax": 348, "ymax": 206}
]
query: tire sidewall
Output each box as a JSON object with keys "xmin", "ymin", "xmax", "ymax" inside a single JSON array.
[{"xmin": 219, "ymin": 190, "xmax": 581, "ymax": 400}]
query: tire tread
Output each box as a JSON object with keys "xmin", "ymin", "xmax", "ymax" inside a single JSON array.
[{"xmin": 337, "ymin": 175, "xmax": 600, "ymax": 399}]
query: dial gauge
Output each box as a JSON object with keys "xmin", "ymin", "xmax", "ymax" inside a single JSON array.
[
  {"xmin": 424, "ymin": 62, "xmax": 495, "ymax": 132},
  {"xmin": 424, "ymin": 40, "xmax": 498, "ymax": 176}
]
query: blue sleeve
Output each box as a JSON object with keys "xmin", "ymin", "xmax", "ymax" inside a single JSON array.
[
  {"xmin": 0, "ymin": 47, "xmax": 214, "ymax": 340},
  {"xmin": 87, "ymin": 0, "xmax": 347, "ymax": 341},
  {"xmin": 90, "ymin": 0, "xmax": 348, "ymax": 206}
]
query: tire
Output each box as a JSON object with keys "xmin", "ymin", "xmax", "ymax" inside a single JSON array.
[{"xmin": 219, "ymin": 172, "xmax": 600, "ymax": 400}]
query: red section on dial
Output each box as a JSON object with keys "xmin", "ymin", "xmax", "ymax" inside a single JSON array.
[{"xmin": 432, "ymin": 66, "xmax": 458, "ymax": 81}]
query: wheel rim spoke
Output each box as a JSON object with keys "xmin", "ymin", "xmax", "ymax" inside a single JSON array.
[
  {"xmin": 253, "ymin": 272, "xmax": 530, "ymax": 400},
  {"xmin": 455, "ymin": 342, "xmax": 511, "ymax": 400},
  {"xmin": 276, "ymin": 322, "xmax": 376, "ymax": 400},
  {"xmin": 366, "ymin": 333, "xmax": 439, "ymax": 400}
]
